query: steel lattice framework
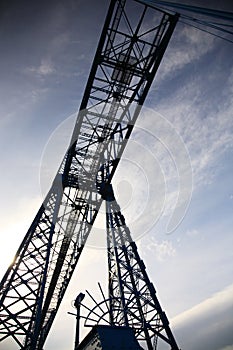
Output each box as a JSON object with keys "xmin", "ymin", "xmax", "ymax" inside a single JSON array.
[
  {"xmin": 0, "ymin": 0, "xmax": 179, "ymax": 349},
  {"xmin": 104, "ymin": 183, "xmax": 179, "ymax": 349}
]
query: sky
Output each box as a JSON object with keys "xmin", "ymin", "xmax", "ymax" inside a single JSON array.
[{"xmin": 0, "ymin": 0, "xmax": 233, "ymax": 349}]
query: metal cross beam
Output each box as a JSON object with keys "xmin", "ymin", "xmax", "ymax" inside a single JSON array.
[{"xmin": 0, "ymin": 1, "xmax": 178, "ymax": 349}]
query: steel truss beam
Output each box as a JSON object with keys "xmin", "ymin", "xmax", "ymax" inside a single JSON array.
[
  {"xmin": 104, "ymin": 183, "xmax": 179, "ymax": 350},
  {"xmin": 0, "ymin": 1, "xmax": 178, "ymax": 348}
]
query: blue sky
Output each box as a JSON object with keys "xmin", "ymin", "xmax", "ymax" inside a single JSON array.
[{"xmin": 0, "ymin": 0, "xmax": 233, "ymax": 349}]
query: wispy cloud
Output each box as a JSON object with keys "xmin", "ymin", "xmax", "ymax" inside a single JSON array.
[
  {"xmin": 146, "ymin": 237, "xmax": 176, "ymax": 261},
  {"xmin": 159, "ymin": 23, "xmax": 215, "ymax": 80},
  {"xmin": 172, "ymin": 284, "xmax": 233, "ymax": 350},
  {"xmin": 218, "ymin": 346, "xmax": 233, "ymax": 350},
  {"xmin": 173, "ymin": 283, "xmax": 233, "ymax": 325},
  {"xmin": 37, "ymin": 58, "xmax": 55, "ymax": 75},
  {"xmin": 25, "ymin": 57, "xmax": 55, "ymax": 76},
  {"xmin": 155, "ymin": 64, "xmax": 233, "ymax": 190},
  {"xmin": 115, "ymin": 107, "xmax": 193, "ymax": 235}
]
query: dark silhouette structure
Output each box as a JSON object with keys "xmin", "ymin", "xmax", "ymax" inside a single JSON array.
[{"xmin": 0, "ymin": 1, "xmax": 179, "ymax": 349}]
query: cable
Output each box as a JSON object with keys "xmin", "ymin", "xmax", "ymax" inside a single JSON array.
[
  {"xmin": 180, "ymin": 12, "xmax": 233, "ymax": 35},
  {"xmin": 179, "ymin": 19, "xmax": 233, "ymax": 44},
  {"xmin": 138, "ymin": 0, "xmax": 233, "ymax": 43},
  {"xmin": 141, "ymin": 0, "xmax": 233, "ymax": 22}
]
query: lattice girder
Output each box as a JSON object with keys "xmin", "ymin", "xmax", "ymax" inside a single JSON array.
[
  {"xmin": 105, "ymin": 185, "xmax": 179, "ymax": 350},
  {"xmin": 0, "ymin": 1, "xmax": 178, "ymax": 348}
]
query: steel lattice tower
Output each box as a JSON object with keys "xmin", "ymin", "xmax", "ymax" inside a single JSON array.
[
  {"xmin": 96, "ymin": 181, "xmax": 179, "ymax": 349},
  {"xmin": 0, "ymin": 1, "xmax": 179, "ymax": 349}
]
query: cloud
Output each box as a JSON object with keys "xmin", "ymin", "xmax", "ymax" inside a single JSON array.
[
  {"xmin": 148, "ymin": 13, "xmax": 233, "ymax": 197},
  {"xmin": 146, "ymin": 237, "xmax": 176, "ymax": 261},
  {"xmin": 37, "ymin": 58, "xmax": 54, "ymax": 75},
  {"xmin": 173, "ymin": 283, "xmax": 233, "ymax": 325},
  {"xmin": 155, "ymin": 61, "xmax": 233, "ymax": 191},
  {"xmin": 126, "ymin": 107, "xmax": 193, "ymax": 234},
  {"xmin": 172, "ymin": 284, "xmax": 233, "ymax": 350},
  {"xmin": 159, "ymin": 23, "xmax": 215, "ymax": 81},
  {"xmin": 185, "ymin": 228, "xmax": 199, "ymax": 237},
  {"xmin": 26, "ymin": 57, "xmax": 55, "ymax": 76}
]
